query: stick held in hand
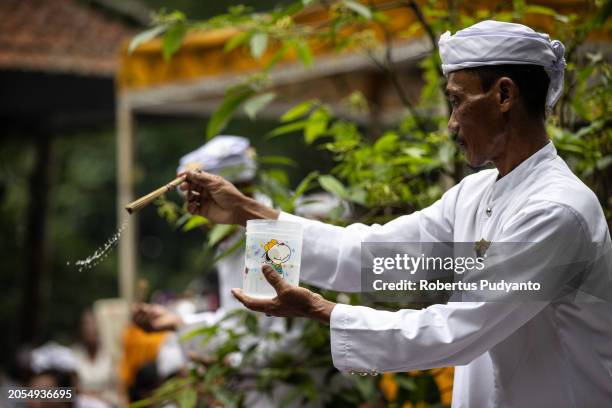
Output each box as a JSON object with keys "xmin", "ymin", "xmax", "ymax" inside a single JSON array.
[{"xmin": 125, "ymin": 174, "xmax": 187, "ymax": 215}]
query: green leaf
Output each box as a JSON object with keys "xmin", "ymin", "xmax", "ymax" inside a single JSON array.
[
  {"xmin": 281, "ymin": 100, "xmax": 317, "ymax": 122},
  {"xmin": 395, "ymin": 374, "xmax": 418, "ymax": 391},
  {"xmin": 155, "ymin": 196, "xmax": 180, "ymax": 224},
  {"xmin": 182, "ymin": 215, "xmax": 209, "ymax": 232},
  {"xmin": 207, "ymin": 224, "xmax": 237, "ymax": 248},
  {"xmin": 129, "ymin": 25, "xmax": 166, "ymax": 54},
  {"xmin": 291, "ymin": 171, "xmax": 319, "ymax": 203},
  {"xmin": 178, "ymin": 387, "xmax": 197, "ymax": 408},
  {"xmin": 372, "ymin": 10, "xmax": 389, "ymax": 23},
  {"xmin": 524, "ymin": 5, "xmax": 569, "ymax": 23},
  {"xmin": 265, "ymin": 44, "xmax": 289, "ymax": 70},
  {"xmin": 174, "ymin": 212, "xmax": 192, "ymax": 229},
  {"xmin": 596, "ymin": 155, "xmax": 612, "ymax": 170},
  {"xmin": 403, "ymin": 146, "xmax": 426, "ymax": 158},
  {"xmin": 206, "ymin": 88, "xmax": 256, "ymax": 139},
  {"xmin": 162, "ymin": 23, "xmax": 188, "ymax": 60},
  {"xmin": 343, "ymin": 0, "xmax": 372, "ymax": 19},
  {"xmin": 266, "ymin": 120, "xmax": 308, "ymax": 138},
  {"xmin": 305, "ymin": 109, "xmax": 329, "ymax": 143},
  {"xmin": 212, "ymin": 237, "xmax": 245, "ymax": 263},
  {"xmin": 258, "ymin": 155, "xmax": 298, "ymax": 167},
  {"xmin": 211, "ymin": 388, "xmax": 238, "ymax": 406},
  {"xmin": 593, "ymin": 0, "xmax": 612, "ymax": 27},
  {"xmin": 318, "ymin": 175, "xmax": 347, "ymax": 198},
  {"xmin": 556, "ymin": 143, "xmax": 585, "ymax": 155},
  {"xmin": 224, "ymin": 31, "xmax": 250, "ymax": 52},
  {"xmin": 294, "ymin": 40, "xmax": 313, "ymax": 67},
  {"xmin": 523, "ymin": 5, "xmax": 556, "ymax": 16},
  {"xmin": 244, "ymin": 92, "xmax": 276, "ymax": 120},
  {"xmin": 373, "ymin": 132, "xmax": 398, "ymax": 152},
  {"xmin": 353, "ymin": 376, "xmax": 378, "ymax": 401},
  {"xmin": 250, "ymin": 32, "xmax": 269, "ymax": 59},
  {"xmin": 180, "ymin": 324, "xmax": 218, "ymax": 342},
  {"xmin": 265, "ymin": 169, "xmax": 289, "ymax": 186},
  {"xmin": 347, "ymin": 187, "xmax": 366, "ymax": 205},
  {"xmin": 244, "ymin": 313, "xmax": 259, "ymax": 334}
]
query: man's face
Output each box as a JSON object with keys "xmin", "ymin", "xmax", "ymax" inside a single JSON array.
[{"xmin": 446, "ymin": 71, "xmax": 506, "ymax": 167}]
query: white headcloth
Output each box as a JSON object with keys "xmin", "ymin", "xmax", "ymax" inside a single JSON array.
[
  {"xmin": 438, "ymin": 20, "xmax": 566, "ymax": 109},
  {"xmin": 177, "ymin": 135, "xmax": 257, "ymax": 183}
]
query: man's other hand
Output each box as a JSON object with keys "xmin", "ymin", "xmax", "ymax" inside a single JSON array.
[
  {"xmin": 132, "ymin": 303, "xmax": 183, "ymax": 332},
  {"xmin": 231, "ymin": 265, "xmax": 336, "ymax": 324}
]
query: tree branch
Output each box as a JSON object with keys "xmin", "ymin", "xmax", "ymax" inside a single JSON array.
[{"xmin": 361, "ymin": 13, "xmax": 429, "ymax": 133}]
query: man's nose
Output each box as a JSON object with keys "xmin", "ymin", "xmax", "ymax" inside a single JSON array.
[{"xmin": 447, "ymin": 114, "xmax": 459, "ymax": 138}]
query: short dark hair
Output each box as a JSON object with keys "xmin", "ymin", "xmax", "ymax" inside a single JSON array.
[{"xmin": 467, "ymin": 64, "xmax": 550, "ymax": 119}]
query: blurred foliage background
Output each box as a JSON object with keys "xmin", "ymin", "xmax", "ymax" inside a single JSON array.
[{"xmin": 0, "ymin": 0, "xmax": 314, "ymax": 370}]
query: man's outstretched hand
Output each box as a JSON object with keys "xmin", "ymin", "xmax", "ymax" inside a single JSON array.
[
  {"xmin": 231, "ymin": 265, "xmax": 336, "ymax": 324},
  {"xmin": 179, "ymin": 170, "xmax": 279, "ymax": 226}
]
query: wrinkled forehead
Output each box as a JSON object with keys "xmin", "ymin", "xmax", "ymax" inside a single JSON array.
[{"xmin": 445, "ymin": 70, "xmax": 484, "ymax": 95}]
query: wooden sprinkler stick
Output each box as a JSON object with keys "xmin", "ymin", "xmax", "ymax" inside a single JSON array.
[{"xmin": 125, "ymin": 174, "xmax": 187, "ymax": 215}]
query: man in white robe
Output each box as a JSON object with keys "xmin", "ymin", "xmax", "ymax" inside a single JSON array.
[{"xmin": 179, "ymin": 21, "xmax": 612, "ymax": 407}]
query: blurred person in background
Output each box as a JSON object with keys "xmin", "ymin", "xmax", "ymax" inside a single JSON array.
[
  {"xmin": 127, "ymin": 361, "xmax": 161, "ymax": 403},
  {"xmin": 26, "ymin": 342, "xmax": 110, "ymax": 408},
  {"xmin": 26, "ymin": 342, "xmax": 76, "ymax": 408},
  {"xmin": 118, "ymin": 279, "xmax": 168, "ymax": 403},
  {"xmin": 71, "ymin": 309, "xmax": 118, "ymax": 407}
]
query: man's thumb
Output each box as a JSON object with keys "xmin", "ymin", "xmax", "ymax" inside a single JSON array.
[{"xmin": 262, "ymin": 264, "xmax": 284, "ymax": 291}]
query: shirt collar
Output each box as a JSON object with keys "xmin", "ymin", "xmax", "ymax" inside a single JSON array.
[{"xmin": 490, "ymin": 141, "xmax": 557, "ymax": 203}]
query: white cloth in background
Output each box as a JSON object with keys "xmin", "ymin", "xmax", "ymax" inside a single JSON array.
[
  {"xmin": 72, "ymin": 345, "xmax": 117, "ymax": 405},
  {"xmin": 157, "ymin": 243, "xmax": 247, "ymax": 379},
  {"xmin": 438, "ymin": 20, "xmax": 566, "ymax": 108},
  {"xmin": 30, "ymin": 342, "xmax": 77, "ymax": 373},
  {"xmin": 280, "ymin": 142, "xmax": 612, "ymax": 407},
  {"xmin": 176, "ymin": 135, "xmax": 256, "ymax": 183},
  {"xmin": 294, "ymin": 192, "xmax": 351, "ymax": 221},
  {"xmin": 75, "ymin": 394, "xmax": 112, "ymax": 408}
]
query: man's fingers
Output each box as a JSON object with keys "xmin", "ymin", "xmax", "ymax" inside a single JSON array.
[
  {"xmin": 231, "ymin": 288, "xmax": 275, "ymax": 312},
  {"xmin": 261, "ymin": 264, "xmax": 286, "ymax": 293},
  {"xmin": 187, "ymin": 202, "xmax": 199, "ymax": 215},
  {"xmin": 186, "ymin": 170, "xmax": 220, "ymax": 187},
  {"xmin": 187, "ymin": 192, "xmax": 203, "ymax": 213}
]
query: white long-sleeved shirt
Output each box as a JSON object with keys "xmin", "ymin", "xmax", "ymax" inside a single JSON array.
[{"xmin": 279, "ymin": 142, "xmax": 612, "ymax": 407}]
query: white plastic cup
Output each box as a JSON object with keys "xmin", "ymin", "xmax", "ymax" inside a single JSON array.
[{"xmin": 244, "ymin": 220, "xmax": 303, "ymax": 298}]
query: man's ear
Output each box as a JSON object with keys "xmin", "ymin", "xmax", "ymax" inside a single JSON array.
[{"xmin": 496, "ymin": 77, "xmax": 519, "ymax": 113}]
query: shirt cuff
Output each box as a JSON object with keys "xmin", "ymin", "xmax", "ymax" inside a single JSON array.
[
  {"xmin": 330, "ymin": 304, "xmax": 382, "ymax": 376},
  {"xmin": 330, "ymin": 303, "xmax": 354, "ymax": 372}
]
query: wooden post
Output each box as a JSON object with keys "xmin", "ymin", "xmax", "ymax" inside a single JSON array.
[
  {"xmin": 20, "ymin": 132, "xmax": 53, "ymax": 343},
  {"xmin": 116, "ymin": 95, "xmax": 136, "ymax": 304}
]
